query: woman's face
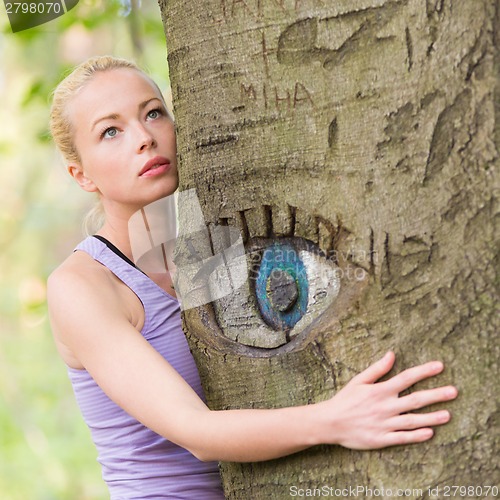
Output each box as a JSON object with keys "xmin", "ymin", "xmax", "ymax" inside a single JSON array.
[{"xmin": 67, "ymin": 68, "xmax": 178, "ymax": 215}]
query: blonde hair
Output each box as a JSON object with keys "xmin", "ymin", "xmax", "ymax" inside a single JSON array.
[{"xmin": 49, "ymin": 55, "xmax": 166, "ymax": 234}]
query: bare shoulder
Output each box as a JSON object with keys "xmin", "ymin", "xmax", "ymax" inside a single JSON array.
[
  {"xmin": 48, "ymin": 250, "xmax": 116, "ymax": 307},
  {"xmin": 47, "ymin": 250, "xmax": 131, "ymax": 369}
]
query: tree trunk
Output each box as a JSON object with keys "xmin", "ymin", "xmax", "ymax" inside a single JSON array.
[{"xmin": 159, "ymin": 0, "xmax": 499, "ymax": 498}]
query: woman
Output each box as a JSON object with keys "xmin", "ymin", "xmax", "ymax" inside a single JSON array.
[{"xmin": 47, "ymin": 56, "xmax": 458, "ymax": 499}]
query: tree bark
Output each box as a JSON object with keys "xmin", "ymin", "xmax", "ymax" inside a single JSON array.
[{"xmin": 159, "ymin": 0, "xmax": 499, "ymax": 498}]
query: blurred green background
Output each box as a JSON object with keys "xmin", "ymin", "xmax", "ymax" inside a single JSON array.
[{"xmin": 0, "ymin": 1, "xmax": 169, "ymax": 498}]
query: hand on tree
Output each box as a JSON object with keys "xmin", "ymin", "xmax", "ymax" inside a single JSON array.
[{"xmin": 320, "ymin": 351, "xmax": 458, "ymax": 450}]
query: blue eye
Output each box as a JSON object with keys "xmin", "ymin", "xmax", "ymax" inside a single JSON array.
[
  {"xmin": 167, "ymin": 193, "xmax": 343, "ymax": 351},
  {"xmin": 253, "ymin": 243, "xmax": 308, "ymax": 331},
  {"xmin": 147, "ymin": 108, "xmax": 162, "ymax": 120},
  {"xmin": 211, "ymin": 236, "xmax": 341, "ymax": 349},
  {"xmin": 102, "ymin": 127, "xmax": 118, "ymax": 139}
]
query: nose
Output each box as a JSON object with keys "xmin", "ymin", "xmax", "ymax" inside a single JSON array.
[{"xmin": 136, "ymin": 124, "xmax": 157, "ymax": 152}]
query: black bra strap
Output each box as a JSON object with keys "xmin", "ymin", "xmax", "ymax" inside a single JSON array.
[{"xmin": 93, "ymin": 235, "xmax": 145, "ymax": 274}]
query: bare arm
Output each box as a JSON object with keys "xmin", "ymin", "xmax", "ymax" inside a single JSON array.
[
  {"xmin": 178, "ymin": 352, "xmax": 456, "ymax": 461},
  {"xmin": 48, "ymin": 261, "xmax": 457, "ymax": 463}
]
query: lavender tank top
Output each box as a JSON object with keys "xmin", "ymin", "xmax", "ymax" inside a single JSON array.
[{"xmin": 67, "ymin": 236, "xmax": 224, "ymax": 499}]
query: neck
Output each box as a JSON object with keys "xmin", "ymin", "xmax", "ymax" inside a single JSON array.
[
  {"xmin": 96, "ymin": 213, "xmax": 134, "ymax": 261},
  {"xmin": 97, "ymin": 207, "xmax": 173, "ymax": 275},
  {"xmin": 96, "ymin": 195, "xmax": 178, "ymax": 273},
  {"xmin": 96, "ymin": 194, "xmax": 154, "ymax": 260}
]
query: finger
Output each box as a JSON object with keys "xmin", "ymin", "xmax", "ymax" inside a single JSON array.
[
  {"xmin": 382, "ymin": 428, "xmax": 434, "ymax": 447},
  {"xmin": 397, "ymin": 386, "xmax": 458, "ymax": 412},
  {"xmin": 352, "ymin": 351, "xmax": 396, "ymax": 385},
  {"xmin": 389, "ymin": 410, "xmax": 451, "ymax": 431},
  {"xmin": 385, "ymin": 361, "xmax": 444, "ymax": 393}
]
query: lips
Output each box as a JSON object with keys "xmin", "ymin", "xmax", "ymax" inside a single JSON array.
[{"xmin": 139, "ymin": 156, "xmax": 171, "ymax": 177}]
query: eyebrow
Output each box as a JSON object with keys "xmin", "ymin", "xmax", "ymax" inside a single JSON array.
[{"xmin": 90, "ymin": 97, "xmax": 163, "ymax": 131}]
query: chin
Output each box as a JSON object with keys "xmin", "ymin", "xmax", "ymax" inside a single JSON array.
[{"xmin": 157, "ymin": 181, "xmax": 179, "ymax": 201}]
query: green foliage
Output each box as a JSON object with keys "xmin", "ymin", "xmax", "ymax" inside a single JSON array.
[{"xmin": 0, "ymin": 1, "xmax": 169, "ymax": 497}]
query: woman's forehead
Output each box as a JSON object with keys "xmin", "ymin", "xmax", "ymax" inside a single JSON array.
[
  {"xmin": 68, "ymin": 68, "xmax": 163, "ymax": 125},
  {"xmin": 79, "ymin": 68, "xmax": 161, "ymax": 101}
]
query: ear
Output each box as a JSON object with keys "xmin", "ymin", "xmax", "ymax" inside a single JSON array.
[{"xmin": 67, "ymin": 163, "xmax": 98, "ymax": 193}]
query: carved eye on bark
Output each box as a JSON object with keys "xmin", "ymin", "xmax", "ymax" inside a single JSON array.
[
  {"xmin": 253, "ymin": 242, "xmax": 308, "ymax": 330},
  {"xmin": 171, "ymin": 193, "xmax": 365, "ymax": 354},
  {"xmin": 210, "ymin": 236, "xmax": 340, "ymax": 349}
]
